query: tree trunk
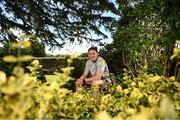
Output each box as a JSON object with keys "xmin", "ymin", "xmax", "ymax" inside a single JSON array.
[
  {"xmin": 175, "ymin": 61, "xmax": 180, "ymax": 81},
  {"xmin": 163, "ymin": 39, "xmax": 179, "ymax": 81},
  {"xmin": 163, "ymin": 41, "xmax": 174, "ymax": 78}
]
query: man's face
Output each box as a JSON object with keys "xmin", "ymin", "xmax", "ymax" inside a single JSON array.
[{"xmin": 88, "ymin": 50, "xmax": 98, "ymax": 61}]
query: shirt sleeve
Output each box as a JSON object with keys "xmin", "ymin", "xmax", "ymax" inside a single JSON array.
[
  {"xmin": 85, "ymin": 60, "xmax": 90, "ymax": 68},
  {"xmin": 96, "ymin": 59, "xmax": 106, "ymax": 74}
]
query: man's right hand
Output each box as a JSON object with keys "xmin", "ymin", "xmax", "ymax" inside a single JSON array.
[
  {"xmin": 80, "ymin": 76, "xmax": 84, "ymax": 80},
  {"xmin": 76, "ymin": 78, "xmax": 84, "ymax": 85}
]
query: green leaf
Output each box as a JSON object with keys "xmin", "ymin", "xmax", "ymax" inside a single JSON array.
[{"xmin": 3, "ymin": 55, "xmax": 17, "ymax": 62}]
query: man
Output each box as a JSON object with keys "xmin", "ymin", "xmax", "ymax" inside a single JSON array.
[{"xmin": 75, "ymin": 47, "xmax": 112, "ymax": 97}]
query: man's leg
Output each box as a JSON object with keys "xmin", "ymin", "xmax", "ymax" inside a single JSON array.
[{"xmin": 91, "ymin": 80, "xmax": 104, "ymax": 98}]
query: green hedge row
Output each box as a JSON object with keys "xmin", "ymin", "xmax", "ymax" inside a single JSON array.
[{"xmin": 39, "ymin": 57, "xmax": 87, "ymax": 79}]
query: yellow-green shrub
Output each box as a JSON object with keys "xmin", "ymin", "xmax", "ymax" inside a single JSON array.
[{"xmin": 0, "ymin": 36, "xmax": 179, "ymax": 119}]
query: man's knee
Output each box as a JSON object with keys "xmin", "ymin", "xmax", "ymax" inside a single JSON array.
[
  {"xmin": 92, "ymin": 80, "xmax": 104, "ymax": 86},
  {"xmin": 91, "ymin": 80, "xmax": 104, "ymax": 87}
]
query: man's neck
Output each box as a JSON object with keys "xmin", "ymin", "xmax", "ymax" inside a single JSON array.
[{"xmin": 92, "ymin": 56, "xmax": 98, "ymax": 63}]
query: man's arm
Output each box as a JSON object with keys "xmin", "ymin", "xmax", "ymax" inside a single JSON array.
[
  {"xmin": 80, "ymin": 67, "xmax": 89, "ymax": 79},
  {"xmin": 84, "ymin": 68, "xmax": 102, "ymax": 82}
]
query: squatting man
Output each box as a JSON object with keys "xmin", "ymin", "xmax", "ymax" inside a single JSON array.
[{"xmin": 75, "ymin": 47, "xmax": 112, "ymax": 97}]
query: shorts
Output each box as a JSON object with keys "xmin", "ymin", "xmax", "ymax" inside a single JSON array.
[{"xmin": 102, "ymin": 76, "xmax": 113, "ymax": 84}]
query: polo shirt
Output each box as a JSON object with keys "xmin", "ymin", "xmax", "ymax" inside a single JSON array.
[{"xmin": 85, "ymin": 56, "xmax": 111, "ymax": 83}]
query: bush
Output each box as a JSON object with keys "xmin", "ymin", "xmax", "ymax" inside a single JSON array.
[
  {"xmin": 0, "ymin": 39, "xmax": 179, "ymax": 119},
  {"xmin": 0, "ymin": 62, "xmax": 179, "ymax": 119}
]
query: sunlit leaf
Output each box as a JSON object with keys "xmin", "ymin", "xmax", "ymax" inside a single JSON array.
[
  {"xmin": 67, "ymin": 58, "xmax": 73, "ymax": 65},
  {"xmin": 1, "ymin": 86, "xmax": 17, "ymax": 95},
  {"xmin": 61, "ymin": 67, "xmax": 74, "ymax": 74},
  {"xmin": 149, "ymin": 76, "xmax": 161, "ymax": 82},
  {"xmin": 18, "ymin": 55, "xmax": 33, "ymax": 62},
  {"xmin": 31, "ymin": 60, "xmax": 40, "ymax": 66},
  {"xmin": 160, "ymin": 96, "xmax": 178, "ymax": 119},
  {"xmin": 116, "ymin": 85, "xmax": 122, "ymax": 92},
  {"xmin": 174, "ymin": 82, "xmax": 180, "ymax": 88},
  {"xmin": 11, "ymin": 41, "xmax": 32, "ymax": 48},
  {"xmin": 95, "ymin": 111, "xmax": 112, "ymax": 120},
  {"xmin": 0, "ymin": 71, "xmax": 7, "ymax": 85},
  {"xmin": 13, "ymin": 66, "xmax": 24, "ymax": 77},
  {"xmin": 3, "ymin": 55, "xmax": 17, "ymax": 62},
  {"xmin": 131, "ymin": 107, "xmax": 150, "ymax": 120}
]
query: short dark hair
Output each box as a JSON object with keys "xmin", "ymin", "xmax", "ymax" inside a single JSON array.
[{"xmin": 88, "ymin": 46, "xmax": 98, "ymax": 52}]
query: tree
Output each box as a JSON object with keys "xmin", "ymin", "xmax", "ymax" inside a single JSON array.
[
  {"xmin": 112, "ymin": 0, "xmax": 180, "ymax": 78},
  {"xmin": 0, "ymin": 0, "xmax": 118, "ymax": 49},
  {"xmin": 99, "ymin": 43, "xmax": 124, "ymax": 76}
]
